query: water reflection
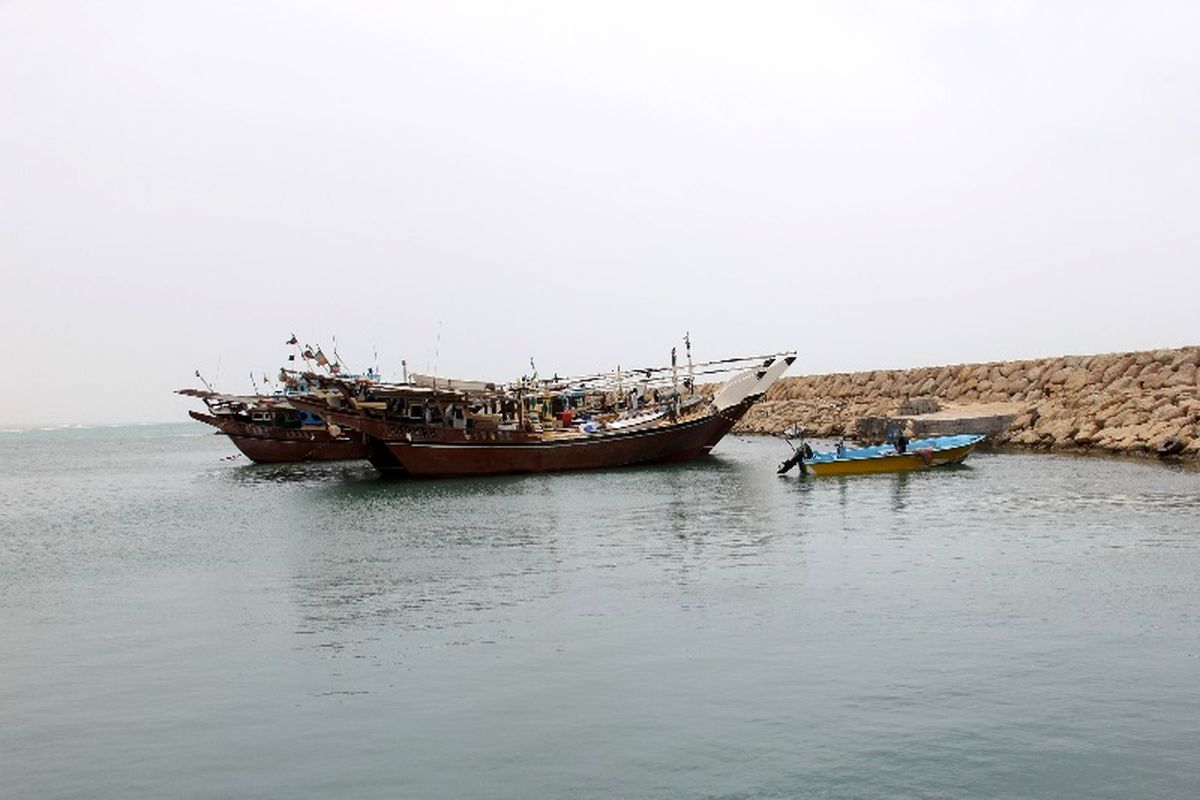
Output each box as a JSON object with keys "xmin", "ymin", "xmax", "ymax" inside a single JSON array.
[
  {"xmin": 283, "ymin": 468, "xmax": 583, "ymax": 647},
  {"xmin": 657, "ymin": 464, "xmax": 696, "ymax": 544},
  {"xmin": 316, "ymin": 470, "xmax": 547, "ymax": 504},
  {"xmin": 282, "ymin": 451, "xmax": 812, "ymax": 650},
  {"xmin": 220, "ymin": 460, "xmax": 377, "ymax": 486},
  {"xmin": 891, "ymin": 472, "xmax": 911, "ymax": 514}
]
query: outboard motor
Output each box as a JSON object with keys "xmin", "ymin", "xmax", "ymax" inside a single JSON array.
[{"xmin": 777, "ymin": 441, "xmax": 813, "ymax": 474}]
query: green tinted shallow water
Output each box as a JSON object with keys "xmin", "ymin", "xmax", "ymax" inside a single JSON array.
[{"xmin": 2, "ymin": 424, "xmax": 1199, "ymax": 799}]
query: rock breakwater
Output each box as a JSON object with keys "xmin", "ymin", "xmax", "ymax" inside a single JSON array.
[{"xmin": 735, "ymin": 346, "xmax": 1200, "ymax": 458}]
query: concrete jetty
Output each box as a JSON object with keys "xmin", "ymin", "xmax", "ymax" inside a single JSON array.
[{"xmin": 735, "ymin": 346, "xmax": 1199, "ymax": 459}]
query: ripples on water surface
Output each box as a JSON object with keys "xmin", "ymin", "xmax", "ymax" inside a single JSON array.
[{"xmin": 2, "ymin": 425, "xmax": 1199, "ymax": 799}]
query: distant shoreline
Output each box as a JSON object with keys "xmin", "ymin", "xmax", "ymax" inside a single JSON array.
[{"xmin": 0, "ymin": 421, "xmax": 190, "ymax": 433}]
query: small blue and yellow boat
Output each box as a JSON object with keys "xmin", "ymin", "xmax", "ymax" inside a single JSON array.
[{"xmin": 778, "ymin": 434, "xmax": 985, "ymax": 477}]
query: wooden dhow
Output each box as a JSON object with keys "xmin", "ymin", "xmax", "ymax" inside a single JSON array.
[
  {"xmin": 179, "ymin": 335, "xmax": 381, "ymax": 463},
  {"xmin": 178, "ymin": 389, "xmax": 368, "ymax": 463},
  {"xmin": 290, "ymin": 351, "xmax": 796, "ymax": 478}
]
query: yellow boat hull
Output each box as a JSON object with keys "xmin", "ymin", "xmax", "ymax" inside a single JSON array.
[{"xmin": 805, "ymin": 441, "xmax": 978, "ymax": 476}]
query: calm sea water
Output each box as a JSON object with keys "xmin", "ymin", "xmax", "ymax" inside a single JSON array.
[{"xmin": 2, "ymin": 424, "xmax": 1199, "ymax": 799}]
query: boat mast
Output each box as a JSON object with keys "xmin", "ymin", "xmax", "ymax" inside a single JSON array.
[
  {"xmin": 671, "ymin": 347, "xmax": 679, "ymax": 398},
  {"xmin": 685, "ymin": 332, "xmax": 694, "ymax": 395},
  {"xmin": 517, "ymin": 378, "xmax": 527, "ymax": 431}
]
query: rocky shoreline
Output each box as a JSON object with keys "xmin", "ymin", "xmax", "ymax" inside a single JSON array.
[{"xmin": 734, "ymin": 346, "xmax": 1200, "ymax": 459}]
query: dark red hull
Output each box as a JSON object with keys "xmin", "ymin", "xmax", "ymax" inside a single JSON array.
[
  {"xmin": 301, "ymin": 397, "xmax": 759, "ymax": 478},
  {"xmin": 189, "ymin": 410, "xmax": 368, "ymax": 463}
]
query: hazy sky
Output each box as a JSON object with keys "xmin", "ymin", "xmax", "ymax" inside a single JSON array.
[{"xmin": 2, "ymin": 1, "xmax": 1197, "ymax": 426}]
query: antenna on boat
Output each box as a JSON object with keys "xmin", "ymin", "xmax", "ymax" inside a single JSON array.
[
  {"xmin": 195, "ymin": 369, "xmax": 214, "ymax": 393},
  {"xmin": 433, "ymin": 319, "xmax": 443, "ymax": 387},
  {"xmin": 249, "ymin": 371, "xmax": 259, "ymax": 395}
]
